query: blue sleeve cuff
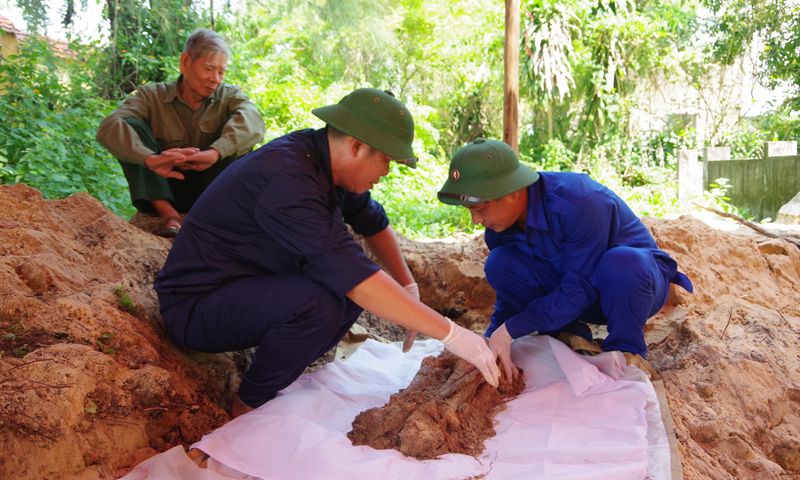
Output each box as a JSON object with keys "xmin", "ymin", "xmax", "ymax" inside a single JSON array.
[{"xmin": 503, "ymin": 314, "xmax": 532, "ymax": 339}]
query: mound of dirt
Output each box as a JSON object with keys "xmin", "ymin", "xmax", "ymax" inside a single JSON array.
[
  {"xmin": 348, "ymin": 351, "xmax": 524, "ymax": 459},
  {"xmin": 365, "ymin": 214, "xmax": 800, "ymax": 479},
  {"xmin": 0, "ymin": 185, "xmax": 246, "ymax": 479},
  {"xmin": 643, "ymin": 215, "xmax": 800, "ymax": 479},
  {"xmin": 2, "ymin": 185, "xmax": 800, "ymax": 479}
]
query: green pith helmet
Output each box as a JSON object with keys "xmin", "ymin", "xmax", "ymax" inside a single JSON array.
[
  {"xmin": 438, "ymin": 138, "xmax": 539, "ymax": 205},
  {"xmin": 312, "ymin": 88, "xmax": 417, "ymax": 168}
]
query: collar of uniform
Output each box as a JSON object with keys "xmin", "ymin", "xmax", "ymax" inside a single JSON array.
[
  {"xmin": 207, "ymin": 83, "xmax": 222, "ymax": 104},
  {"xmin": 311, "ymin": 127, "xmax": 339, "ymax": 207},
  {"xmin": 527, "ymin": 178, "xmax": 549, "ymax": 231},
  {"xmin": 163, "ymin": 76, "xmax": 181, "ymax": 103}
]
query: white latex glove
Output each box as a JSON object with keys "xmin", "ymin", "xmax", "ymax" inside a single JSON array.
[
  {"xmin": 402, "ymin": 283, "xmax": 419, "ymax": 352},
  {"xmin": 441, "ymin": 318, "xmax": 500, "ymax": 387},
  {"xmin": 489, "ymin": 324, "xmax": 518, "ymax": 381}
]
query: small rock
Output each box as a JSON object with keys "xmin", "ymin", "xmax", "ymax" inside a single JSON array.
[
  {"xmin": 758, "ymin": 240, "xmax": 789, "ymax": 256},
  {"xmin": 743, "ymin": 459, "xmax": 765, "ymax": 472},
  {"xmin": 696, "ymin": 383, "xmax": 715, "ymax": 398},
  {"xmin": 725, "ymin": 435, "xmax": 755, "ymax": 459},
  {"xmin": 25, "ymin": 271, "xmax": 48, "ymax": 294},
  {"xmin": 750, "ymin": 351, "xmax": 769, "ymax": 363},
  {"xmin": 719, "ymin": 457, "xmax": 738, "ymax": 475},
  {"xmin": 16, "ymin": 260, "xmax": 48, "ymax": 294},
  {"xmin": 689, "ymin": 419, "xmax": 721, "ymax": 444}
]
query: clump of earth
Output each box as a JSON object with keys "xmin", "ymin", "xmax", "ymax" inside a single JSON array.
[
  {"xmin": 1, "ymin": 183, "xmax": 800, "ymax": 479},
  {"xmin": 348, "ymin": 351, "xmax": 525, "ymax": 459}
]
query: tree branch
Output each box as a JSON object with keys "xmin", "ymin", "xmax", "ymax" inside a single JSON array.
[{"xmin": 692, "ymin": 202, "xmax": 800, "ymax": 248}]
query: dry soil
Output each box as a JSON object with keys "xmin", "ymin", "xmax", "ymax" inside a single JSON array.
[{"xmin": 1, "ymin": 184, "xmax": 800, "ymax": 479}]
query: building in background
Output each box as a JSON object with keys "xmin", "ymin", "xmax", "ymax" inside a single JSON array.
[
  {"xmin": 0, "ymin": 15, "xmax": 72, "ymax": 60},
  {"xmin": 0, "ymin": 15, "xmax": 21, "ymax": 58}
]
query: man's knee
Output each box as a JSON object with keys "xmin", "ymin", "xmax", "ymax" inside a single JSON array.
[
  {"xmin": 594, "ymin": 247, "xmax": 653, "ymax": 292},
  {"xmin": 123, "ymin": 118, "xmax": 149, "ymax": 129},
  {"xmin": 485, "ymin": 245, "xmax": 528, "ymax": 289},
  {"xmin": 123, "ymin": 118, "xmax": 160, "ymax": 153},
  {"xmin": 288, "ymin": 283, "xmax": 349, "ymax": 332}
]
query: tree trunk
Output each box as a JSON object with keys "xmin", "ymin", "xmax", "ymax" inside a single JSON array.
[
  {"xmin": 210, "ymin": 0, "xmax": 215, "ymax": 30},
  {"xmin": 503, "ymin": 0, "xmax": 520, "ymax": 154}
]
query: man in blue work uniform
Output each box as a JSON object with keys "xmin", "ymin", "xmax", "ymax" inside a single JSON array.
[
  {"xmin": 437, "ymin": 138, "xmax": 693, "ymax": 379},
  {"xmin": 154, "ymin": 89, "xmax": 499, "ymax": 418}
]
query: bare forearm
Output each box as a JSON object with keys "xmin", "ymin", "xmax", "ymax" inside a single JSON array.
[
  {"xmin": 346, "ymin": 270, "xmax": 449, "ymax": 339},
  {"xmin": 365, "ymin": 226, "xmax": 414, "ymax": 287},
  {"xmin": 349, "ymin": 272, "xmax": 500, "ymax": 388}
]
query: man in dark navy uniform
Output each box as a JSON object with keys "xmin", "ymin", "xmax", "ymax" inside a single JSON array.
[{"xmin": 155, "ymin": 89, "xmax": 499, "ymax": 417}]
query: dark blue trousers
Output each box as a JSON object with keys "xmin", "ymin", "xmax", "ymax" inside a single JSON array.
[
  {"xmin": 485, "ymin": 245, "xmax": 671, "ymax": 357},
  {"xmin": 160, "ymin": 275, "xmax": 363, "ymax": 408}
]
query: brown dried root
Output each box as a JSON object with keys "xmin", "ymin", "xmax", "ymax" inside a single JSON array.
[{"xmin": 348, "ymin": 351, "xmax": 525, "ymax": 459}]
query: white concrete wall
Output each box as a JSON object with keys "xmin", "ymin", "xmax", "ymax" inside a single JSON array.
[{"xmin": 629, "ymin": 51, "xmax": 775, "ymax": 149}]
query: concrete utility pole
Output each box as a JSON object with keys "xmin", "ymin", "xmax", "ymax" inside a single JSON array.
[{"xmin": 504, "ymin": 0, "xmax": 520, "ymax": 154}]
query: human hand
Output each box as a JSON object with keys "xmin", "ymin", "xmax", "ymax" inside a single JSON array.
[
  {"xmin": 441, "ymin": 318, "xmax": 499, "ymax": 388},
  {"xmin": 489, "ymin": 324, "xmax": 518, "ymax": 381},
  {"xmin": 402, "ymin": 282, "xmax": 420, "ymax": 352},
  {"xmin": 174, "ymin": 148, "xmax": 221, "ymax": 171},
  {"xmin": 144, "ymin": 148, "xmax": 200, "ymax": 179}
]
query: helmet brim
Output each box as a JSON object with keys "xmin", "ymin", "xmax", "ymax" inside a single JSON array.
[
  {"xmin": 313, "ymin": 104, "xmax": 417, "ymax": 168},
  {"xmin": 438, "ymin": 164, "xmax": 539, "ymax": 205}
]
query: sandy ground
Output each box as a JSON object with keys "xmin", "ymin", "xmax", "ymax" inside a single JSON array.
[{"xmin": 1, "ymin": 183, "xmax": 799, "ymax": 479}]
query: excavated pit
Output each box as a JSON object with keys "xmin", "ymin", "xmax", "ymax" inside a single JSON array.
[
  {"xmin": 6, "ymin": 183, "xmax": 800, "ymax": 478},
  {"xmin": 347, "ymin": 351, "xmax": 525, "ymax": 459}
]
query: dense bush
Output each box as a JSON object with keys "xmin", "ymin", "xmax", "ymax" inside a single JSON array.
[
  {"xmin": 372, "ymin": 159, "xmax": 480, "ymax": 240},
  {"xmin": 0, "ymin": 38, "xmax": 133, "ymax": 217},
  {"xmin": 2, "ymin": 0, "xmax": 794, "ymax": 237}
]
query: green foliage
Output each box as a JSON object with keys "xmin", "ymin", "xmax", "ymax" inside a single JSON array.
[
  {"xmin": 748, "ymin": 106, "xmax": 800, "ymax": 143},
  {"xmin": 7, "ymin": 0, "xmax": 795, "ymax": 238},
  {"xmin": 96, "ymin": 332, "xmax": 116, "ymax": 355},
  {"xmin": 523, "ymin": 138, "xmax": 575, "ymax": 172},
  {"xmin": 97, "ymin": 0, "xmax": 201, "ymax": 98},
  {"xmin": 518, "ymin": 0, "xmax": 706, "ymax": 168},
  {"xmin": 702, "ymin": 0, "xmax": 800, "ymax": 109},
  {"xmin": 372, "ymin": 160, "xmax": 480, "ymax": 239},
  {"xmin": 721, "ymin": 122, "xmax": 764, "ymax": 159},
  {"xmin": 1, "ymin": 319, "xmax": 31, "ymax": 357},
  {"xmin": 521, "ymin": 1, "xmax": 578, "ymax": 104},
  {"xmin": 0, "ymin": 38, "xmax": 132, "ymax": 217},
  {"xmin": 372, "ymin": 106, "xmax": 481, "ymax": 239},
  {"xmin": 643, "ymin": 124, "xmax": 696, "ymax": 168},
  {"xmin": 12, "ymin": 0, "xmax": 59, "ymax": 33},
  {"xmin": 703, "ymin": 178, "xmax": 752, "ymax": 219},
  {"xmin": 616, "ymin": 168, "xmax": 682, "ymax": 218},
  {"xmin": 114, "ymin": 286, "xmax": 139, "ymax": 316}
]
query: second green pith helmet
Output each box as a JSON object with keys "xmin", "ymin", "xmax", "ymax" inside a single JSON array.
[
  {"xmin": 438, "ymin": 138, "xmax": 540, "ymax": 205},
  {"xmin": 312, "ymin": 88, "xmax": 418, "ymax": 168}
]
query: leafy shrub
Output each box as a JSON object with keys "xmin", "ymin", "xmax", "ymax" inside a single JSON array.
[
  {"xmin": 722, "ymin": 122, "xmax": 764, "ymax": 159},
  {"xmin": 703, "ymin": 178, "xmax": 752, "ymax": 219},
  {"xmin": 0, "ymin": 38, "xmax": 133, "ymax": 217},
  {"xmin": 372, "ymin": 105, "xmax": 480, "ymax": 239},
  {"xmin": 757, "ymin": 106, "xmax": 800, "ymax": 142},
  {"xmin": 539, "ymin": 138, "xmax": 575, "ymax": 172}
]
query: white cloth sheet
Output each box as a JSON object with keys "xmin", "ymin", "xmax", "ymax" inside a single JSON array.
[{"xmin": 123, "ymin": 336, "xmax": 671, "ymax": 480}]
